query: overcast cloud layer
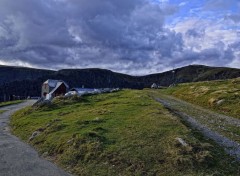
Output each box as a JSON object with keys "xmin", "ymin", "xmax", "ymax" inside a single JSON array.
[{"xmin": 0, "ymin": 0, "xmax": 239, "ymax": 75}]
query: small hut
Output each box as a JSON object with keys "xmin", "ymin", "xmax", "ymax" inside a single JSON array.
[{"xmin": 42, "ymin": 79, "xmax": 69, "ymax": 99}]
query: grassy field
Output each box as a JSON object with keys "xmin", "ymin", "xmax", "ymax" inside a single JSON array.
[
  {"xmin": 160, "ymin": 78, "xmax": 240, "ymax": 119},
  {"xmin": 0, "ymin": 100, "xmax": 24, "ymax": 108},
  {"xmin": 11, "ymin": 90, "xmax": 240, "ymax": 175}
]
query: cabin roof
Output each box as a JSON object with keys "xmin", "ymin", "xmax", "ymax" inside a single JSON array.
[{"xmin": 43, "ymin": 79, "xmax": 69, "ymax": 88}]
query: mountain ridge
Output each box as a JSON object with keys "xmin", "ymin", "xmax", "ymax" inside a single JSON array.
[{"xmin": 0, "ymin": 64, "xmax": 239, "ymax": 101}]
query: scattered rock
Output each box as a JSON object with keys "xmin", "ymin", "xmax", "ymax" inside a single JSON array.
[
  {"xmin": 29, "ymin": 131, "xmax": 41, "ymax": 141},
  {"xmin": 42, "ymin": 152, "xmax": 49, "ymax": 157},
  {"xmin": 67, "ymin": 138, "xmax": 74, "ymax": 145},
  {"xmin": 216, "ymin": 99, "xmax": 225, "ymax": 105},
  {"xmin": 28, "ymin": 128, "xmax": 46, "ymax": 141},
  {"xmin": 176, "ymin": 137, "xmax": 188, "ymax": 147},
  {"xmin": 94, "ymin": 117, "xmax": 100, "ymax": 121}
]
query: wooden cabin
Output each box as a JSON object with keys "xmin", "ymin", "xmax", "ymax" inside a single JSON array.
[{"xmin": 42, "ymin": 79, "xmax": 69, "ymax": 99}]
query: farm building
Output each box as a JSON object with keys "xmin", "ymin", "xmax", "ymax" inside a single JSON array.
[
  {"xmin": 42, "ymin": 79, "xmax": 69, "ymax": 99},
  {"xmin": 66, "ymin": 88, "xmax": 99, "ymax": 96}
]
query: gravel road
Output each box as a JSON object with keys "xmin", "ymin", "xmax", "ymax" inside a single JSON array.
[
  {"xmin": 154, "ymin": 94, "xmax": 240, "ymax": 161},
  {"xmin": 0, "ymin": 101, "xmax": 70, "ymax": 176}
]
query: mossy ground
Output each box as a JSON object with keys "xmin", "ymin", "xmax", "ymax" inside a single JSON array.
[
  {"xmin": 11, "ymin": 90, "xmax": 240, "ymax": 175},
  {"xmin": 159, "ymin": 78, "xmax": 240, "ymax": 119}
]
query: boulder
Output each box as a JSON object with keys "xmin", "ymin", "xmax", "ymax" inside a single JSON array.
[{"xmin": 29, "ymin": 131, "xmax": 41, "ymax": 141}]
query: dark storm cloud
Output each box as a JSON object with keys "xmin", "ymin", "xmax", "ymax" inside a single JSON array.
[
  {"xmin": 229, "ymin": 41, "xmax": 240, "ymax": 50},
  {"xmin": 0, "ymin": 0, "xmax": 238, "ymax": 74},
  {"xmin": 0, "ymin": 0, "xmax": 181, "ymax": 73}
]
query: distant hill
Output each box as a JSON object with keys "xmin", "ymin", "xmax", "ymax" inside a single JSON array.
[
  {"xmin": 0, "ymin": 65, "xmax": 54, "ymax": 85},
  {"xmin": 0, "ymin": 65, "xmax": 239, "ymax": 101},
  {"xmin": 141, "ymin": 65, "xmax": 240, "ymax": 86}
]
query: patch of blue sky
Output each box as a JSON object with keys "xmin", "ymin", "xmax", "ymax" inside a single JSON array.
[
  {"xmin": 164, "ymin": 0, "xmax": 239, "ymax": 28},
  {"xmin": 164, "ymin": 1, "xmax": 204, "ymax": 25}
]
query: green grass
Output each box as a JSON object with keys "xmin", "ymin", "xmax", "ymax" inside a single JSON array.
[
  {"xmin": 0, "ymin": 100, "xmax": 24, "ymax": 108},
  {"xmin": 159, "ymin": 78, "xmax": 240, "ymax": 119},
  {"xmin": 11, "ymin": 90, "xmax": 240, "ymax": 175}
]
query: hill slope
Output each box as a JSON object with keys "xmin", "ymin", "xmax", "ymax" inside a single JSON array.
[
  {"xmin": 141, "ymin": 65, "xmax": 240, "ymax": 86},
  {"xmin": 159, "ymin": 77, "xmax": 240, "ymax": 119},
  {"xmin": 11, "ymin": 90, "xmax": 240, "ymax": 175},
  {"xmin": 0, "ymin": 65, "xmax": 54, "ymax": 85},
  {"xmin": 0, "ymin": 65, "xmax": 239, "ymax": 101}
]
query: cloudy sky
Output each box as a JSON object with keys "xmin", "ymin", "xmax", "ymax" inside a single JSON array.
[{"xmin": 0, "ymin": 0, "xmax": 239, "ymax": 75}]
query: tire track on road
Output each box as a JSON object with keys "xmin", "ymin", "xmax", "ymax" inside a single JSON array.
[{"xmin": 154, "ymin": 95, "xmax": 240, "ymax": 161}]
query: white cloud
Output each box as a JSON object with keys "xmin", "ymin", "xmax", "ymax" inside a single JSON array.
[
  {"xmin": 179, "ymin": 2, "xmax": 188, "ymax": 7},
  {"xmin": 229, "ymin": 54, "xmax": 240, "ymax": 68},
  {"xmin": 172, "ymin": 17, "xmax": 239, "ymax": 49}
]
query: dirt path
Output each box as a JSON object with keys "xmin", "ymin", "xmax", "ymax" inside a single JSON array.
[
  {"xmin": 153, "ymin": 93, "xmax": 240, "ymax": 161},
  {"xmin": 0, "ymin": 101, "xmax": 70, "ymax": 176}
]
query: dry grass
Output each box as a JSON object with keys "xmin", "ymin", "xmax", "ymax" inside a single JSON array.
[{"xmin": 159, "ymin": 78, "xmax": 240, "ymax": 119}]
